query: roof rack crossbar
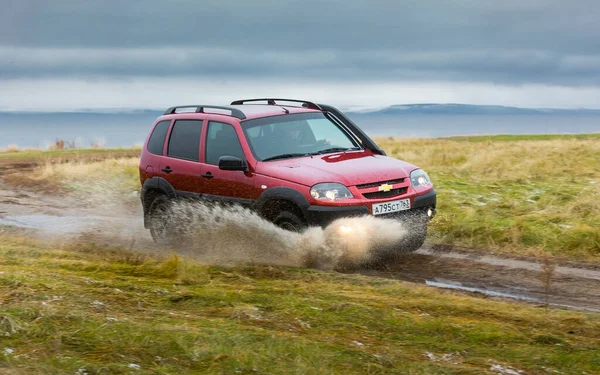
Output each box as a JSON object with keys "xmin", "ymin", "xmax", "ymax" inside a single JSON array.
[
  {"xmin": 231, "ymin": 98, "xmax": 321, "ymax": 110},
  {"xmin": 163, "ymin": 105, "xmax": 246, "ymax": 119}
]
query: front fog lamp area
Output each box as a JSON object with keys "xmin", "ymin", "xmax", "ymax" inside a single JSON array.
[
  {"xmin": 410, "ymin": 169, "xmax": 432, "ymax": 188},
  {"xmin": 310, "ymin": 183, "xmax": 353, "ymax": 201}
]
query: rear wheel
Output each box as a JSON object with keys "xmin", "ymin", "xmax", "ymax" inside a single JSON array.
[{"xmin": 149, "ymin": 195, "xmax": 177, "ymax": 245}]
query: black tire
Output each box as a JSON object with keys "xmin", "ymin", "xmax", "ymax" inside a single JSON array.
[
  {"xmin": 396, "ymin": 226, "xmax": 427, "ymax": 253},
  {"xmin": 372, "ymin": 224, "xmax": 427, "ymax": 267},
  {"xmin": 395, "ymin": 208, "xmax": 430, "ymax": 254},
  {"xmin": 148, "ymin": 195, "xmax": 177, "ymax": 246},
  {"xmin": 273, "ymin": 211, "xmax": 306, "ymax": 232}
]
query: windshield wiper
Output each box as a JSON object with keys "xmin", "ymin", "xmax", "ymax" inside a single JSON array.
[
  {"xmin": 313, "ymin": 147, "xmax": 359, "ymax": 155},
  {"xmin": 262, "ymin": 153, "xmax": 310, "ymax": 162}
]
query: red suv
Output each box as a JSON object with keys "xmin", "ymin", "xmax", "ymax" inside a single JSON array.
[{"xmin": 139, "ymin": 98, "xmax": 436, "ymax": 253}]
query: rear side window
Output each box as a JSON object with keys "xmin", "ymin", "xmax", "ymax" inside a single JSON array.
[
  {"xmin": 147, "ymin": 120, "xmax": 170, "ymax": 155},
  {"xmin": 167, "ymin": 120, "xmax": 203, "ymax": 161}
]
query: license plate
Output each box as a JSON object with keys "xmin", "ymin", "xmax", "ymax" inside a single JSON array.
[{"xmin": 372, "ymin": 198, "xmax": 411, "ymax": 215}]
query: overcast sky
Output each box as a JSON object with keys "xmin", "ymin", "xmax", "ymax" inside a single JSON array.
[{"xmin": 2, "ymin": 0, "xmax": 600, "ymax": 111}]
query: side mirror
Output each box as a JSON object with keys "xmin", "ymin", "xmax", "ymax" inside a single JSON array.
[{"xmin": 218, "ymin": 156, "xmax": 248, "ymax": 172}]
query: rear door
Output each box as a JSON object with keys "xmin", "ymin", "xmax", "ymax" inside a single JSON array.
[
  {"xmin": 141, "ymin": 119, "xmax": 172, "ymax": 182},
  {"xmin": 158, "ymin": 119, "xmax": 205, "ymax": 195},
  {"xmin": 200, "ymin": 119, "xmax": 261, "ymax": 205}
]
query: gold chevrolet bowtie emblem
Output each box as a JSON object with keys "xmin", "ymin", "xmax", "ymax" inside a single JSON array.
[{"xmin": 378, "ymin": 183, "xmax": 393, "ymax": 192}]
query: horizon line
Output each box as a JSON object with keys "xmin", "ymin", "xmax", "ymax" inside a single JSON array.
[{"xmin": 2, "ymin": 102, "xmax": 600, "ymax": 114}]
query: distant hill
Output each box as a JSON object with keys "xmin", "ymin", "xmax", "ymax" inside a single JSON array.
[
  {"xmin": 348, "ymin": 104, "xmax": 600, "ymax": 116},
  {"xmin": 2, "ymin": 104, "xmax": 600, "ymax": 117}
]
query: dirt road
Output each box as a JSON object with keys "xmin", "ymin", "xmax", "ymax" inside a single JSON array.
[{"xmin": 2, "ymin": 175, "xmax": 600, "ymax": 314}]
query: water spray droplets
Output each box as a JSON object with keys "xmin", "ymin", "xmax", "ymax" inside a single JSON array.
[{"xmin": 163, "ymin": 200, "xmax": 409, "ymax": 270}]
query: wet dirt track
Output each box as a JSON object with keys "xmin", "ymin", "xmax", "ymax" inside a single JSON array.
[
  {"xmin": 1, "ymin": 174, "xmax": 600, "ymax": 314},
  {"xmin": 356, "ymin": 248, "xmax": 600, "ymax": 313}
]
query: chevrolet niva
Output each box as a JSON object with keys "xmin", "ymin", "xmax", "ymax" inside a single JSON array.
[{"xmin": 139, "ymin": 98, "xmax": 436, "ymax": 254}]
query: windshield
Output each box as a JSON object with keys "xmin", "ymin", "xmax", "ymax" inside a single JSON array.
[{"xmin": 242, "ymin": 112, "xmax": 361, "ymax": 161}]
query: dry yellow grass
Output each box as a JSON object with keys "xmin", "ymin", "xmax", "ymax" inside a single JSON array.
[
  {"xmin": 1, "ymin": 152, "xmax": 140, "ymax": 193},
  {"xmin": 378, "ymin": 137, "xmax": 600, "ymax": 181},
  {"xmin": 377, "ymin": 135, "xmax": 600, "ymax": 261},
  {"xmin": 5, "ymin": 144, "xmax": 20, "ymax": 153},
  {"xmin": 30, "ymin": 157, "xmax": 141, "ymax": 196},
  {"xmin": 35, "ymin": 157, "xmax": 138, "ymax": 181}
]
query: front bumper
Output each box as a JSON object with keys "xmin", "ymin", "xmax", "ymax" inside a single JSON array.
[{"xmin": 303, "ymin": 189, "xmax": 436, "ymax": 228}]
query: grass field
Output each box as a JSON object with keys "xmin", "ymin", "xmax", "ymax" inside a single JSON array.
[
  {"xmin": 3, "ymin": 135, "xmax": 598, "ymax": 262},
  {"xmin": 441, "ymin": 134, "xmax": 600, "ymax": 142},
  {"xmin": 1, "ymin": 137, "xmax": 600, "ymax": 373},
  {"xmin": 377, "ymin": 134, "xmax": 600, "ymax": 262},
  {"xmin": 0, "ymin": 149, "xmax": 141, "ymax": 194},
  {"xmin": 0, "ymin": 147, "xmax": 141, "ymax": 161},
  {"xmin": 1, "ymin": 235, "xmax": 599, "ymax": 374}
]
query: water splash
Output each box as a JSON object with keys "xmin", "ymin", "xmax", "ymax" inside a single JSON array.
[
  {"xmin": 162, "ymin": 200, "xmax": 410, "ymax": 270},
  {"xmin": 0, "ymin": 172, "xmax": 412, "ymax": 270}
]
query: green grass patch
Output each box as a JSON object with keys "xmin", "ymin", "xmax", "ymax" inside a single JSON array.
[
  {"xmin": 0, "ymin": 147, "xmax": 141, "ymax": 160},
  {"xmin": 441, "ymin": 133, "xmax": 600, "ymax": 142},
  {"xmin": 1, "ymin": 236, "xmax": 599, "ymax": 374}
]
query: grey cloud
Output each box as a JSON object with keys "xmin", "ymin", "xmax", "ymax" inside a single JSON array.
[
  {"xmin": 1, "ymin": 0, "xmax": 600, "ymax": 86},
  {"xmin": 2, "ymin": 47, "xmax": 600, "ymax": 85},
  {"xmin": 3, "ymin": 0, "xmax": 599, "ymax": 50}
]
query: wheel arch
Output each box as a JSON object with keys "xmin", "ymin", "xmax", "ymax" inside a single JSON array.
[
  {"xmin": 255, "ymin": 186, "xmax": 310, "ymax": 223},
  {"xmin": 141, "ymin": 177, "xmax": 177, "ymax": 228}
]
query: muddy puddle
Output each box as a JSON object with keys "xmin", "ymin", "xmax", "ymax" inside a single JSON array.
[
  {"xmin": 2, "ymin": 181, "xmax": 600, "ymax": 313},
  {"xmin": 424, "ymin": 280, "xmax": 539, "ymax": 302},
  {"xmin": 0, "ymin": 215, "xmax": 140, "ymax": 234}
]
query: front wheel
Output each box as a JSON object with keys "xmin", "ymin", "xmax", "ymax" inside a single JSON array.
[
  {"xmin": 393, "ymin": 208, "xmax": 430, "ymax": 253},
  {"xmin": 395, "ymin": 225, "xmax": 427, "ymax": 253},
  {"xmin": 371, "ymin": 221, "xmax": 428, "ymax": 267},
  {"xmin": 273, "ymin": 211, "xmax": 306, "ymax": 232}
]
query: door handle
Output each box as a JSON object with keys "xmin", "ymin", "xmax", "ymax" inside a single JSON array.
[
  {"xmin": 201, "ymin": 172, "xmax": 214, "ymax": 179},
  {"xmin": 161, "ymin": 166, "xmax": 173, "ymax": 174}
]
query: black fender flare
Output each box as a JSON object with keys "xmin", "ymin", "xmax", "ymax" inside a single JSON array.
[
  {"xmin": 141, "ymin": 177, "xmax": 177, "ymax": 199},
  {"xmin": 254, "ymin": 186, "xmax": 310, "ymax": 220}
]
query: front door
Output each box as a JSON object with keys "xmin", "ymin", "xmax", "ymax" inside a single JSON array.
[{"xmin": 201, "ymin": 120, "xmax": 261, "ymax": 205}]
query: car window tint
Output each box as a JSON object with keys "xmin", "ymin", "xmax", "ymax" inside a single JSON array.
[
  {"xmin": 245, "ymin": 126, "xmax": 261, "ymax": 139},
  {"xmin": 147, "ymin": 120, "xmax": 170, "ymax": 155},
  {"xmin": 205, "ymin": 122, "xmax": 245, "ymax": 165},
  {"xmin": 242, "ymin": 113, "xmax": 358, "ymax": 161},
  {"xmin": 307, "ymin": 118, "xmax": 353, "ymax": 147},
  {"xmin": 167, "ymin": 120, "xmax": 203, "ymax": 161}
]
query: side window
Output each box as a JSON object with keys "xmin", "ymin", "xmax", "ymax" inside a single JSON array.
[
  {"xmin": 167, "ymin": 120, "xmax": 203, "ymax": 161},
  {"xmin": 147, "ymin": 120, "xmax": 170, "ymax": 155},
  {"xmin": 205, "ymin": 122, "xmax": 245, "ymax": 165}
]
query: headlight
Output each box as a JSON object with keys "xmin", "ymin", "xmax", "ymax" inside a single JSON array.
[
  {"xmin": 410, "ymin": 169, "xmax": 432, "ymax": 188},
  {"xmin": 310, "ymin": 183, "xmax": 353, "ymax": 201}
]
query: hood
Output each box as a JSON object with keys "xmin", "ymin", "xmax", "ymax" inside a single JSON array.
[{"xmin": 255, "ymin": 150, "xmax": 418, "ymax": 187}]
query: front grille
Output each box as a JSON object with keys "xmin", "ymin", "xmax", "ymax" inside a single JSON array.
[
  {"xmin": 356, "ymin": 178, "xmax": 405, "ymax": 189},
  {"xmin": 363, "ymin": 187, "xmax": 408, "ymax": 199}
]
